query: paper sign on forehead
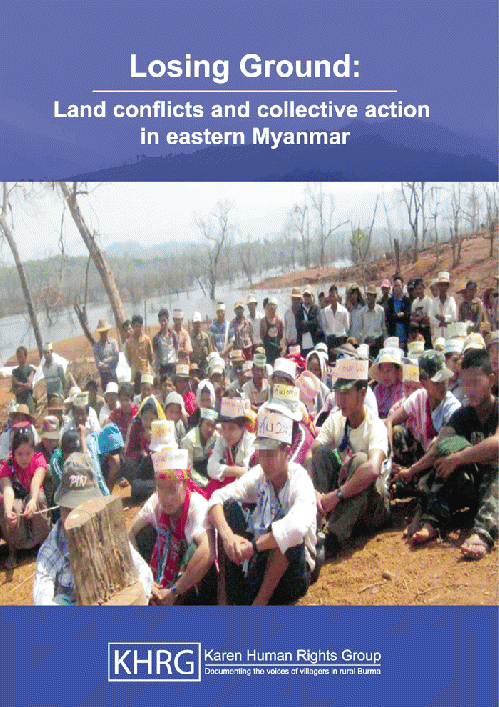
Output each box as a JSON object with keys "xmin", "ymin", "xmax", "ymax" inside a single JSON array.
[
  {"xmin": 200, "ymin": 407, "xmax": 218, "ymax": 422},
  {"xmin": 403, "ymin": 363, "xmax": 419, "ymax": 383},
  {"xmin": 273, "ymin": 384, "xmax": 300, "ymax": 403},
  {"xmin": 336, "ymin": 358, "xmax": 368, "ymax": 381},
  {"xmin": 296, "ymin": 371, "xmax": 320, "ymax": 400},
  {"xmin": 220, "ymin": 397, "xmax": 246, "ymax": 418},
  {"xmin": 257, "ymin": 409, "xmax": 292, "ymax": 444},
  {"xmin": 446, "ymin": 322, "xmax": 467, "ymax": 339},
  {"xmin": 152, "ymin": 447, "xmax": 188, "ymax": 474}
]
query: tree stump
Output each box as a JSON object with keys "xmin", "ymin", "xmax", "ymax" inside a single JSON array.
[{"xmin": 64, "ymin": 494, "xmax": 147, "ymax": 605}]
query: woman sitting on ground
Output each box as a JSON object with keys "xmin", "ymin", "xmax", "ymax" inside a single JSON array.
[{"xmin": 0, "ymin": 427, "xmax": 51, "ymax": 569}]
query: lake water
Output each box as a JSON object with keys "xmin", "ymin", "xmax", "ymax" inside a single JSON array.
[{"xmin": 0, "ymin": 261, "xmax": 351, "ymax": 363}]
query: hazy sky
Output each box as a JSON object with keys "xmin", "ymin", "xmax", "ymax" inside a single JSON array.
[{"xmin": 0, "ymin": 181, "xmax": 484, "ymax": 264}]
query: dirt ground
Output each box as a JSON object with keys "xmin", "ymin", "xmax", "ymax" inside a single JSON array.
[{"xmin": 0, "ymin": 233, "xmax": 497, "ymax": 606}]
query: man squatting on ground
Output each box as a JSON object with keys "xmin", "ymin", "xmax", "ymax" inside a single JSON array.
[{"xmin": 208, "ymin": 406, "xmax": 317, "ymax": 605}]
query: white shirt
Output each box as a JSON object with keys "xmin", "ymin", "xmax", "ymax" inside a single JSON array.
[
  {"xmin": 138, "ymin": 491, "xmax": 210, "ymax": 545},
  {"xmin": 208, "ymin": 461, "xmax": 317, "ymax": 570},
  {"xmin": 284, "ymin": 307, "xmax": 298, "ymax": 345},
  {"xmin": 321, "ymin": 303, "xmax": 349, "ymax": 338},
  {"xmin": 61, "ymin": 407, "xmax": 101, "ymax": 436},
  {"xmin": 248, "ymin": 312, "xmax": 263, "ymax": 345},
  {"xmin": 359, "ymin": 304, "xmax": 386, "ymax": 341},
  {"xmin": 316, "ymin": 404, "xmax": 388, "ymax": 456},
  {"xmin": 207, "ymin": 429, "xmax": 255, "ymax": 480},
  {"xmin": 429, "ymin": 295, "xmax": 457, "ymax": 339}
]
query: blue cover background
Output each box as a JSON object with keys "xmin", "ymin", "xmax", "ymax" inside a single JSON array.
[
  {"xmin": 0, "ymin": 0, "xmax": 497, "ymax": 180},
  {"xmin": 0, "ymin": 2, "xmax": 497, "ymax": 705}
]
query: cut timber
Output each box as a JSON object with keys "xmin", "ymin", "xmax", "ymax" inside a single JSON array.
[{"xmin": 65, "ymin": 495, "xmax": 146, "ymax": 605}]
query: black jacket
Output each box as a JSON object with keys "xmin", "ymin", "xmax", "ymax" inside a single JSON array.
[
  {"xmin": 385, "ymin": 295, "xmax": 411, "ymax": 338},
  {"xmin": 295, "ymin": 303, "xmax": 325, "ymax": 348}
]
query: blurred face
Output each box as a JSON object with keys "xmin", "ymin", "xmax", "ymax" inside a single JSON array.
[
  {"xmin": 42, "ymin": 437, "xmax": 58, "ymax": 454},
  {"xmin": 235, "ymin": 306, "xmax": 244, "ymax": 319},
  {"xmin": 438, "ymin": 282, "xmax": 449, "ymax": 299},
  {"xmin": 165, "ymin": 404, "xmax": 182, "ymax": 422},
  {"xmin": 199, "ymin": 419, "xmax": 216, "ymax": 442},
  {"xmin": 415, "ymin": 282, "xmax": 425, "ymax": 299},
  {"xmin": 105, "ymin": 392, "xmax": 118, "ymax": 409},
  {"xmin": 73, "ymin": 406, "xmax": 88, "ymax": 427},
  {"xmin": 17, "ymin": 349, "xmax": 27, "ymax": 366},
  {"xmin": 217, "ymin": 310, "xmax": 225, "ymax": 324},
  {"xmin": 367, "ymin": 293, "xmax": 376, "ymax": 308},
  {"xmin": 14, "ymin": 441, "xmax": 34, "ymax": 469},
  {"xmin": 175, "ymin": 377, "xmax": 189, "ymax": 394},
  {"xmin": 132, "ymin": 321, "xmax": 142, "ymax": 337},
  {"xmin": 140, "ymin": 409, "xmax": 156, "ymax": 432},
  {"xmin": 445, "ymin": 353, "xmax": 461, "ymax": 376},
  {"xmin": 99, "ymin": 330, "xmax": 108, "ymax": 342},
  {"xmin": 307, "ymin": 355, "xmax": 322, "ymax": 379},
  {"xmin": 192, "ymin": 321, "xmax": 201, "ymax": 334},
  {"xmin": 159, "ymin": 315, "xmax": 168, "ymax": 331},
  {"xmin": 141, "ymin": 382, "xmax": 152, "ymax": 398},
  {"xmin": 460, "ymin": 366, "xmax": 493, "ymax": 408},
  {"xmin": 247, "ymin": 302, "xmax": 256, "ymax": 317},
  {"xmin": 253, "ymin": 366, "xmax": 265, "ymax": 386},
  {"xmin": 267, "ymin": 304, "xmax": 277, "ymax": 318},
  {"xmin": 221, "ymin": 420, "xmax": 244, "ymax": 447},
  {"xmin": 381, "ymin": 286, "xmax": 390, "ymax": 297},
  {"xmin": 258, "ymin": 444, "xmax": 288, "ymax": 480},
  {"xmin": 44, "ymin": 351, "xmax": 53, "ymax": 364},
  {"xmin": 430, "ymin": 284, "xmax": 439, "ymax": 297},
  {"xmin": 378, "ymin": 362, "xmax": 401, "ymax": 388},
  {"xmin": 161, "ymin": 377, "xmax": 175, "ymax": 397},
  {"xmin": 303, "ymin": 293, "xmax": 313, "ymax": 307},
  {"xmin": 173, "ymin": 317, "xmax": 182, "ymax": 330},
  {"xmin": 329, "ymin": 289, "xmax": 338, "ymax": 305},
  {"xmin": 199, "ymin": 388, "xmax": 213, "ymax": 407},
  {"xmin": 210, "ymin": 372, "xmax": 224, "ymax": 389},
  {"xmin": 465, "ymin": 284, "xmax": 477, "ymax": 301},
  {"xmin": 350, "ymin": 289, "xmax": 359, "ymax": 305},
  {"xmin": 156, "ymin": 476, "xmax": 187, "ymax": 516},
  {"xmin": 393, "ymin": 279, "xmax": 403, "ymax": 298},
  {"xmin": 118, "ymin": 393, "xmax": 132, "ymax": 412},
  {"xmin": 422, "ymin": 378, "xmax": 447, "ymax": 404},
  {"xmin": 335, "ymin": 385, "xmax": 365, "ymax": 420}
]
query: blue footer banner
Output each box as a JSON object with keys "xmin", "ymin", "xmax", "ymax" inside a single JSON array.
[{"xmin": 1, "ymin": 606, "xmax": 497, "ymax": 707}]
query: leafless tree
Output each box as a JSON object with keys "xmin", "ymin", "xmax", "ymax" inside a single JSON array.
[
  {"xmin": 0, "ymin": 183, "xmax": 43, "ymax": 356},
  {"xmin": 400, "ymin": 182, "xmax": 430, "ymax": 263},
  {"xmin": 306, "ymin": 184, "xmax": 349, "ymax": 267},
  {"xmin": 194, "ymin": 200, "xmax": 234, "ymax": 300},
  {"xmin": 350, "ymin": 195, "xmax": 379, "ymax": 289},
  {"xmin": 58, "ymin": 182, "xmax": 127, "ymax": 340},
  {"xmin": 288, "ymin": 201, "xmax": 311, "ymax": 269},
  {"xmin": 484, "ymin": 183, "xmax": 498, "ymax": 257}
]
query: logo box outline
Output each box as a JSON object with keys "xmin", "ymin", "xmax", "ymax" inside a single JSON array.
[{"xmin": 108, "ymin": 642, "xmax": 201, "ymax": 682}]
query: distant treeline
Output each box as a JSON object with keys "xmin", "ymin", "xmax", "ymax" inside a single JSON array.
[{"xmin": 0, "ymin": 225, "xmax": 439, "ymax": 319}]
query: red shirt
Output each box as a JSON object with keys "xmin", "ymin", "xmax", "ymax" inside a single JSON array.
[
  {"xmin": 109, "ymin": 405, "xmax": 139, "ymax": 441},
  {"xmin": 0, "ymin": 451, "xmax": 47, "ymax": 492}
]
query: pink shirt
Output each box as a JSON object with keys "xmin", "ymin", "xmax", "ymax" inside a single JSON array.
[{"xmin": 0, "ymin": 451, "xmax": 47, "ymax": 492}]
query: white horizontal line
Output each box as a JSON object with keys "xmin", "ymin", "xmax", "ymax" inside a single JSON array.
[
  {"xmin": 93, "ymin": 89, "xmax": 397, "ymax": 94},
  {"xmin": 205, "ymin": 663, "xmax": 380, "ymax": 667}
]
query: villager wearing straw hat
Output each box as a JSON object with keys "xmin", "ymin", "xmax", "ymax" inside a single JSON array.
[
  {"xmin": 428, "ymin": 272, "xmax": 457, "ymax": 341},
  {"xmin": 93, "ymin": 317, "xmax": 119, "ymax": 390}
]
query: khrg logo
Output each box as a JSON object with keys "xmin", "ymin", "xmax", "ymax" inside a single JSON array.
[{"xmin": 108, "ymin": 643, "xmax": 201, "ymax": 681}]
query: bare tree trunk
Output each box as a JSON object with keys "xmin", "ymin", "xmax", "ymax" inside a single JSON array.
[
  {"xmin": 58, "ymin": 182, "xmax": 127, "ymax": 340},
  {"xmin": 0, "ymin": 183, "xmax": 43, "ymax": 357}
]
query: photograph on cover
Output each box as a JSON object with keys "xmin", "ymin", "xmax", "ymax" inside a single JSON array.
[{"xmin": 0, "ymin": 180, "xmax": 496, "ymax": 608}]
